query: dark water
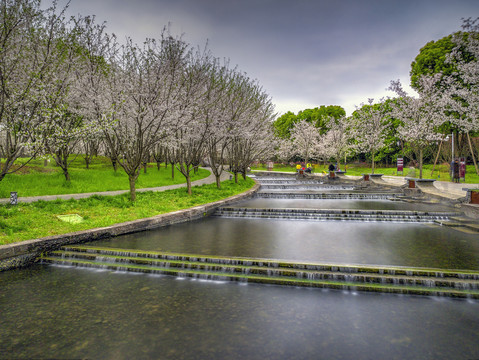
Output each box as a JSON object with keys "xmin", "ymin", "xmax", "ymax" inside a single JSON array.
[
  {"xmin": 1, "ymin": 264, "xmax": 479, "ymax": 360},
  {"xmin": 1, "ymin": 196, "xmax": 479, "ymax": 359},
  {"xmin": 92, "ymin": 217, "xmax": 479, "ymax": 270}
]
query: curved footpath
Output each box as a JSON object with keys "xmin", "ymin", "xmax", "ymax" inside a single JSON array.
[
  {"xmin": 0, "ymin": 168, "xmax": 230, "ymax": 204},
  {"xmin": 0, "ymin": 169, "xmax": 260, "ymax": 270}
]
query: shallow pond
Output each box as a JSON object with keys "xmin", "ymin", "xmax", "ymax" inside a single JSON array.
[{"xmin": 1, "ymin": 264, "xmax": 478, "ymax": 360}]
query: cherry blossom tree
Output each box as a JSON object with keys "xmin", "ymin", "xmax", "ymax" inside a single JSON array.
[
  {"xmin": 347, "ymin": 99, "xmax": 389, "ymax": 174},
  {"xmin": 320, "ymin": 116, "xmax": 351, "ymax": 169},
  {"xmin": 287, "ymin": 119, "xmax": 322, "ymax": 163},
  {"xmin": 69, "ymin": 15, "xmax": 119, "ymax": 175},
  {"xmin": 441, "ymin": 18, "xmax": 479, "ymax": 174},
  {"xmin": 98, "ymin": 34, "xmax": 191, "ymax": 201},
  {"xmin": 0, "ymin": 0, "xmax": 74, "ymax": 181},
  {"xmin": 388, "ymin": 76, "xmax": 445, "ymax": 178},
  {"xmin": 167, "ymin": 48, "xmax": 217, "ymax": 194},
  {"xmin": 39, "ymin": 17, "xmax": 105, "ymax": 181},
  {"xmin": 203, "ymin": 63, "xmax": 240, "ymax": 189},
  {"xmin": 227, "ymin": 76, "xmax": 276, "ymax": 182}
]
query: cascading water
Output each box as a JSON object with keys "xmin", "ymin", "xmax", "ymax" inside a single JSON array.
[
  {"xmin": 212, "ymin": 207, "xmax": 461, "ymax": 222},
  {"xmin": 41, "ymin": 245, "xmax": 479, "ymax": 298}
]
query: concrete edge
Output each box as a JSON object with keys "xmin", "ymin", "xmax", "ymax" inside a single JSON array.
[{"xmin": 0, "ymin": 181, "xmax": 261, "ymax": 271}]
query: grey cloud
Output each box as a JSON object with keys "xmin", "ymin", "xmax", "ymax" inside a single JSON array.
[{"xmin": 55, "ymin": 0, "xmax": 478, "ymax": 116}]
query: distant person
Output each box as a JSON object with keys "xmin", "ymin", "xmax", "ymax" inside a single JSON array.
[
  {"xmin": 296, "ymin": 163, "xmax": 301, "ymax": 173},
  {"xmin": 328, "ymin": 163, "xmax": 335, "ymax": 172},
  {"xmin": 305, "ymin": 162, "xmax": 312, "ymax": 173},
  {"xmin": 453, "ymin": 159, "xmax": 460, "ymax": 183}
]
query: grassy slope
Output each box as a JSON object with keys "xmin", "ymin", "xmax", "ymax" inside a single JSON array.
[
  {"xmin": 0, "ymin": 156, "xmax": 210, "ymax": 197},
  {"xmin": 0, "ymin": 177, "xmax": 255, "ymax": 245}
]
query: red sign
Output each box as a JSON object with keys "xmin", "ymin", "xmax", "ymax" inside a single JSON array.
[{"xmin": 397, "ymin": 158, "xmax": 404, "ymax": 172}]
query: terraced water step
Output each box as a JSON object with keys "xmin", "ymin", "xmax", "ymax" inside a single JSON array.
[
  {"xmin": 256, "ymin": 192, "xmax": 401, "ymax": 199},
  {"xmin": 259, "ymin": 184, "xmax": 357, "ymax": 190},
  {"xmin": 252, "ymin": 176, "xmax": 298, "ymax": 181},
  {"xmin": 256, "ymin": 179, "xmax": 325, "ymax": 185},
  {"xmin": 40, "ymin": 246, "xmax": 479, "ymax": 299},
  {"xmin": 213, "ymin": 207, "xmax": 461, "ymax": 222}
]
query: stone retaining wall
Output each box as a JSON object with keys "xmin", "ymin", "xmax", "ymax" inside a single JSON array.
[{"xmin": 0, "ymin": 183, "xmax": 260, "ymax": 271}]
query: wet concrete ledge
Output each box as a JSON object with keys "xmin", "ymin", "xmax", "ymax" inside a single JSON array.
[{"xmin": 0, "ymin": 182, "xmax": 261, "ymax": 271}]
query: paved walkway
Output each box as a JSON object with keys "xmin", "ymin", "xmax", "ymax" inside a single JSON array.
[
  {"xmin": 0, "ymin": 168, "xmax": 231, "ymax": 204},
  {"xmin": 377, "ymin": 175, "xmax": 479, "ymax": 200}
]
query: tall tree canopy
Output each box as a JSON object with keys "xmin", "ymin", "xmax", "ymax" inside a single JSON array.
[
  {"xmin": 273, "ymin": 105, "xmax": 345, "ymax": 139},
  {"xmin": 410, "ymin": 31, "xmax": 475, "ymax": 90}
]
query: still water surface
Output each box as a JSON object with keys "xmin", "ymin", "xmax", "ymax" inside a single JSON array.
[{"xmin": 1, "ymin": 264, "xmax": 478, "ymax": 360}]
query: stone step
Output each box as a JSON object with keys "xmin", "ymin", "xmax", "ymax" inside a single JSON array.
[
  {"xmin": 55, "ymin": 246, "xmax": 479, "ymax": 280},
  {"xmin": 256, "ymin": 192, "xmax": 402, "ymax": 199},
  {"xmin": 44, "ymin": 251, "xmax": 479, "ymax": 290},
  {"xmin": 213, "ymin": 207, "xmax": 461, "ymax": 222},
  {"xmin": 257, "ymin": 180, "xmax": 325, "ymax": 184},
  {"xmin": 260, "ymin": 184, "xmax": 357, "ymax": 190},
  {"xmin": 437, "ymin": 217, "xmax": 479, "ymax": 233},
  {"xmin": 39, "ymin": 246, "xmax": 479, "ymax": 299}
]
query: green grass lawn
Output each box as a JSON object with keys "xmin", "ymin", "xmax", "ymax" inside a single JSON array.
[
  {"xmin": 0, "ymin": 177, "xmax": 255, "ymax": 245},
  {"xmin": 251, "ymin": 163, "xmax": 479, "ymax": 184},
  {"xmin": 0, "ymin": 156, "xmax": 210, "ymax": 198}
]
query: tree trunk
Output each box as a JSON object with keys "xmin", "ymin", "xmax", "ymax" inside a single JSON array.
[
  {"xmin": 371, "ymin": 153, "xmax": 375, "ymax": 174},
  {"xmin": 186, "ymin": 175, "xmax": 192, "ymax": 195},
  {"xmin": 63, "ymin": 168, "xmax": 71, "ymax": 182},
  {"xmin": 111, "ymin": 158, "xmax": 118, "ymax": 172},
  {"xmin": 336, "ymin": 153, "xmax": 341, "ymax": 172},
  {"xmin": 419, "ymin": 148, "xmax": 423, "ymax": 179},
  {"xmin": 431, "ymin": 139, "xmax": 443, "ymax": 177},
  {"xmin": 234, "ymin": 172, "xmax": 238, "ymax": 184},
  {"xmin": 129, "ymin": 174, "xmax": 137, "ymax": 202},
  {"xmin": 171, "ymin": 163, "xmax": 175, "ymax": 180},
  {"xmin": 467, "ymin": 132, "xmax": 479, "ymax": 176},
  {"xmin": 215, "ymin": 175, "xmax": 221, "ymax": 189},
  {"xmin": 143, "ymin": 162, "xmax": 147, "ymax": 174}
]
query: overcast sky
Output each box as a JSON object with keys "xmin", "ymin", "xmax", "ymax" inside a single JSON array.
[{"xmin": 54, "ymin": 0, "xmax": 478, "ymax": 116}]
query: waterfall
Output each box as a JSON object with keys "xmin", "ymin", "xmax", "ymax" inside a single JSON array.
[
  {"xmin": 212, "ymin": 207, "xmax": 461, "ymax": 223},
  {"xmin": 40, "ymin": 245, "xmax": 479, "ymax": 299}
]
